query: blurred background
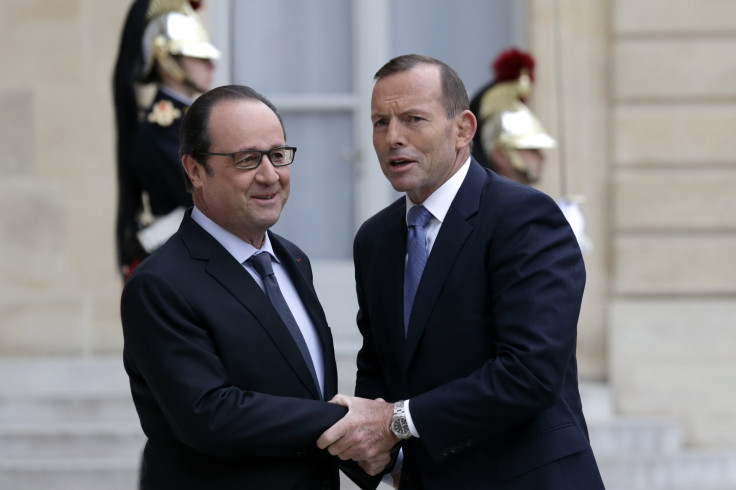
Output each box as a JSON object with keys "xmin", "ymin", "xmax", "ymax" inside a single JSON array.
[{"xmin": 1, "ymin": 0, "xmax": 735, "ymax": 488}]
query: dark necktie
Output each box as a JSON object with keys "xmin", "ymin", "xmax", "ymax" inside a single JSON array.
[
  {"xmin": 248, "ymin": 252, "xmax": 322, "ymax": 398},
  {"xmin": 404, "ymin": 205, "xmax": 432, "ymax": 336}
]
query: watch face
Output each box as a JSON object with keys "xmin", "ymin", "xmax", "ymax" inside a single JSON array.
[{"xmin": 392, "ymin": 418, "xmax": 410, "ymax": 436}]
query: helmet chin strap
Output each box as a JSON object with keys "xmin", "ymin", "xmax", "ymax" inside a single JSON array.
[
  {"xmin": 507, "ymin": 148, "xmax": 538, "ymax": 183},
  {"xmin": 157, "ymin": 53, "xmax": 206, "ymax": 95},
  {"xmin": 181, "ymin": 76, "xmax": 206, "ymax": 95}
]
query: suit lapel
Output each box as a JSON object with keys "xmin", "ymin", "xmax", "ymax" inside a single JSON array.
[
  {"xmin": 402, "ymin": 161, "xmax": 488, "ymax": 371},
  {"xmin": 178, "ymin": 215, "xmax": 322, "ymax": 400}
]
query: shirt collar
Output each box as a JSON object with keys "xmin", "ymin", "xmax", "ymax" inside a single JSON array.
[
  {"xmin": 190, "ymin": 206, "xmax": 277, "ymax": 264},
  {"xmin": 405, "ymin": 156, "xmax": 471, "ymax": 224},
  {"xmin": 159, "ymin": 85, "xmax": 194, "ymax": 106}
]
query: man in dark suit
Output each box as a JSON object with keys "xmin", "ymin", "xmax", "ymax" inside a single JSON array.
[
  {"xmin": 318, "ymin": 55, "xmax": 604, "ymax": 489},
  {"xmin": 121, "ymin": 85, "xmax": 385, "ymax": 489}
]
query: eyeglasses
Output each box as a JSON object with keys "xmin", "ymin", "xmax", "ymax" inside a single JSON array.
[{"xmin": 196, "ymin": 146, "xmax": 297, "ymax": 170}]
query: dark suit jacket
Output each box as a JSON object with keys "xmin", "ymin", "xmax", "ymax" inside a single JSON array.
[
  {"xmin": 121, "ymin": 212, "xmax": 369, "ymax": 489},
  {"xmin": 353, "ymin": 160, "xmax": 604, "ymax": 489}
]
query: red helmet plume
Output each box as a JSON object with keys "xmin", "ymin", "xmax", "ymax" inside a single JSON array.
[{"xmin": 492, "ymin": 48, "xmax": 535, "ymax": 83}]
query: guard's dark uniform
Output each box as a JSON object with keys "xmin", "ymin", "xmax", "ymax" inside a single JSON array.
[{"xmin": 117, "ymin": 89, "xmax": 192, "ymax": 275}]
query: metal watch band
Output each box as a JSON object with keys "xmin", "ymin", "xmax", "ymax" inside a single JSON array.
[{"xmin": 394, "ymin": 400, "xmax": 407, "ymax": 417}]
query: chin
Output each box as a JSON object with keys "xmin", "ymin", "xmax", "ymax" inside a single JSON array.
[
  {"xmin": 264, "ymin": 214, "xmax": 283, "ymax": 229},
  {"xmin": 385, "ymin": 174, "xmax": 415, "ymax": 193}
]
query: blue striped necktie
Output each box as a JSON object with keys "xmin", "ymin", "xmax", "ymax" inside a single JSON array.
[{"xmin": 403, "ymin": 205, "xmax": 432, "ymax": 336}]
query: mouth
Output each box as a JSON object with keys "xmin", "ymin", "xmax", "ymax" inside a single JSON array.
[
  {"xmin": 253, "ymin": 192, "xmax": 277, "ymax": 201},
  {"xmin": 388, "ymin": 157, "xmax": 415, "ymax": 168}
]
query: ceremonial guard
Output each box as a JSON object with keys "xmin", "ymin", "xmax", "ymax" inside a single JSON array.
[
  {"xmin": 113, "ymin": 0, "xmax": 220, "ymax": 279},
  {"xmin": 470, "ymin": 48, "xmax": 592, "ymax": 251}
]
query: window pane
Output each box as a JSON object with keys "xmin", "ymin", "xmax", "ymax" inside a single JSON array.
[
  {"xmin": 232, "ymin": 0, "xmax": 352, "ymax": 94},
  {"xmin": 272, "ymin": 112, "xmax": 354, "ymax": 259},
  {"xmin": 391, "ymin": 0, "xmax": 515, "ymax": 96}
]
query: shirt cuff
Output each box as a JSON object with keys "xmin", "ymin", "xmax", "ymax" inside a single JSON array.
[
  {"xmin": 405, "ymin": 399, "xmax": 420, "ymax": 438},
  {"xmin": 381, "ymin": 448, "xmax": 404, "ymax": 486}
]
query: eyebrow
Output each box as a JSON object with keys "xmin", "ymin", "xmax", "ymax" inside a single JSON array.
[{"xmin": 372, "ymin": 107, "xmax": 429, "ymax": 120}]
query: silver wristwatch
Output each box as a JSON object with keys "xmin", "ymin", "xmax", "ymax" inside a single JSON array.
[{"xmin": 389, "ymin": 400, "xmax": 412, "ymax": 440}]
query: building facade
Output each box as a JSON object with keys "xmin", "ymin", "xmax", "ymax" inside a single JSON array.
[{"xmin": 0, "ymin": 0, "xmax": 734, "ymax": 448}]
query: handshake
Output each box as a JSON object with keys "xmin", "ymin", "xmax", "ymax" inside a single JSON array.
[{"xmin": 317, "ymin": 394, "xmax": 400, "ymax": 476}]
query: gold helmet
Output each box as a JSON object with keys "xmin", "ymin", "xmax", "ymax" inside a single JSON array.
[
  {"xmin": 141, "ymin": 0, "xmax": 220, "ymax": 85},
  {"xmin": 477, "ymin": 49, "xmax": 555, "ymax": 178}
]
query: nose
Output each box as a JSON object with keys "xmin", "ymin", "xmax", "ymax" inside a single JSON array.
[
  {"xmin": 385, "ymin": 119, "xmax": 405, "ymax": 147},
  {"xmin": 254, "ymin": 154, "xmax": 281, "ymax": 183}
]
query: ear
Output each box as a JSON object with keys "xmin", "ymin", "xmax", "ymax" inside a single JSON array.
[
  {"xmin": 455, "ymin": 110, "xmax": 477, "ymax": 150},
  {"xmin": 181, "ymin": 154, "xmax": 204, "ymax": 189}
]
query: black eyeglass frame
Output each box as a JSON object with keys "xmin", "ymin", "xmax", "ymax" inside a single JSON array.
[{"xmin": 195, "ymin": 146, "xmax": 297, "ymax": 170}]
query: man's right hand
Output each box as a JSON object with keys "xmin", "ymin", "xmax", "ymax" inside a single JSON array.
[{"xmin": 317, "ymin": 394, "xmax": 398, "ymax": 475}]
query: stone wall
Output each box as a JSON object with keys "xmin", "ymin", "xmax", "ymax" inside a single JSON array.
[
  {"xmin": 0, "ymin": 1, "xmax": 130, "ymax": 355},
  {"xmin": 610, "ymin": 0, "xmax": 736, "ymax": 448},
  {"xmin": 531, "ymin": 0, "xmax": 736, "ymax": 447}
]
